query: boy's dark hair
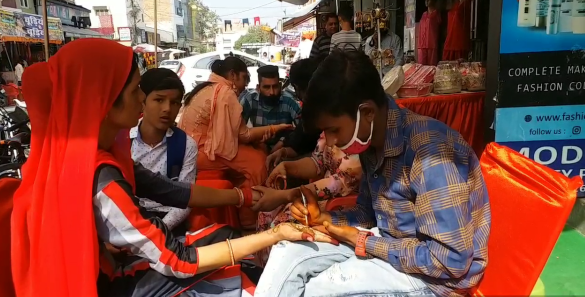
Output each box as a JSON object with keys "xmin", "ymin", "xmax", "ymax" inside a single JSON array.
[
  {"xmin": 288, "ymin": 55, "xmax": 326, "ymax": 93},
  {"xmin": 338, "ymin": 8, "xmax": 353, "ymax": 23},
  {"xmin": 302, "ymin": 50, "xmax": 386, "ymax": 130},
  {"xmin": 140, "ymin": 67, "xmax": 185, "ymax": 99}
]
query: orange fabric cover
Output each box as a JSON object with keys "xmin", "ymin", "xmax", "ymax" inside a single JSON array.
[
  {"xmin": 11, "ymin": 40, "xmax": 135, "ymax": 297},
  {"xmin": 198, "ymin": 170, "xmax": 228, "ymax": 180},
  {"xmin": 398, "ymin": 92, "xmax": 484, "ymax": 156},
  {"xmin": 189, "ymin": 179, "xmax": 240, "ymax": 230},
  {"xmin": 0, "ymin": 178, "xmax": 19, "ymax": 297},
  {"xmin": 473, "ymin": 143, "xmax": 582, "ymax": 296}
]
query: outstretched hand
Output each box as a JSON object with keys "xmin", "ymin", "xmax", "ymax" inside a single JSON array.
[
  {"xmin": 313, "ymin": 221, "xmax": 360, "ymax": 247},
  {"xmin": 251, "ymin": 186, "xmax": 290, "ymax": 212}
]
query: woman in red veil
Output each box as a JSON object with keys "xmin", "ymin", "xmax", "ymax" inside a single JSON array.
[{"xmin": 10, "ymin": 39, "xmax": 332, "ymax": 297}]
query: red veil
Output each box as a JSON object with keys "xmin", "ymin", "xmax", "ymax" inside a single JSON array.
[{"xmin": 11, "ymin": 39, "xmax": 136, "ymax": 297}]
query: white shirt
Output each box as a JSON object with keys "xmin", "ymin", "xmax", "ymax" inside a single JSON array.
[
  {"xmin": 15, "ymin": 63, "xmax": 24, "ymax": 82},
  {"xmin": 299, "ymin": 39, "xmax": 313, "ymax": 59},
  {"xmin": 130, "ymin": 125, "xmax": 198, "ymax": 230}
]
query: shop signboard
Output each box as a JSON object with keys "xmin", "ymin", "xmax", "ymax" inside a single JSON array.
[
  {"xmin": 498, "ymin": 0, "xmax": 585, "ymax": 108},
  {"xmin": 118, "ymin": 27, "xmax": 132, "ymax": 41},
  {"xmin": 495, "ymin": 0, "xmax": 585, "ymax": 197},
  {"xmin": 495, "ymin": 105, "xmax": 585, "ymax": 196},
  {"xmin": 276, "ymin": 32, "xmax": 301, "ymax": 47},
  {"xmin": 0, "ymin": 8, "xmax": 64, "ymax": 43}
]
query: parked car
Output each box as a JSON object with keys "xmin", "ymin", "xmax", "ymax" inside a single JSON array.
[
  {"xmin": 178, "ymin": 50, "xmax": 288, "ymax": 93},
  {"xmin": 159, "ymin": 60, "xmax": 183, "ymax": 72}
]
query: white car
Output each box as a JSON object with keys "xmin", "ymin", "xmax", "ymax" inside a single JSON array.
[
  {"xmin": 159, "ymin": 60, "xmax": 183, "ymax": 73},
  {"xmin": 178, "ymin": 50, "xmax": 288, "ymax": 93}
]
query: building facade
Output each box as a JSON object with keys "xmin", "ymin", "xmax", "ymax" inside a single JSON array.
[{"xmin": 72, "ymin": 0, "xmax": 192, "ymax": 48}]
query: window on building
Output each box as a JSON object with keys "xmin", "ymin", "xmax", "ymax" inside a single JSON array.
[
  {"xmin": 194, "ymin": 55, "xmax": 220, "ymax": 69},
  {"xmin": 20, "ymin": 0, "xmax": 29, "ymax": 8},
  {"xmin": 175, "ymin": 0, "xmax": 183, "ymax": 16},
  {"xmin": 176, "ymin": 25, "xmax": 185, "ymax": 38},
  {"xmin": 94, "ymin": 6, "xmax": 110, "ymax": 16}
]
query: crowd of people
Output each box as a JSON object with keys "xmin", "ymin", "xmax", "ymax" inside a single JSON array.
[{"xmin": 8, "ymin": 37, "xmax": 491, "ymax": 297}]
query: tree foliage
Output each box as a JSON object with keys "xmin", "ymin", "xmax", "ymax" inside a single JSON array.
[
  {"xmin": 190, "ymin": 0, "xmax": 220, "ymax": 51},
  {"xmin": 234, "ymin": 26, "xmax": 270, "ymax": 50}
]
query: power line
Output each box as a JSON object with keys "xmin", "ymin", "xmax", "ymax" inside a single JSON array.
[
  {"xmin": 207, "ymin": 6, "xmax": 287, "ymax": 9},
  {"xmin": 218, "ymin": 0, "xmax": 278, "ymax": 17}
]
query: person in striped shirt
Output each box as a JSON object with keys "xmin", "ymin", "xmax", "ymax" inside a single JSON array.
[
  {"xmin": 330, "ymin": 8, "xmax": 362, "ymax": 52},
  {"xmin": 309, "ymin": 14, "xmax": 338, "ymax": 58}
]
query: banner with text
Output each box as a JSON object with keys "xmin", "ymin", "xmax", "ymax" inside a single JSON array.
[
  {"xmin": 496, "ymin": 0, "xmax": 585, "ymax": 196},
  {"xmin": 0, "ymin": 8, "xmax": 63, "ymax": 44},
  {"xmin": 276, "ymin": 32, "xmax": 301, "ymax": 48},
  {"xmin": 496, "ymin": 105, "xmax": 585, "ymax": 197},
  {"xmin": 498, "ymin": 0, "xmax": 585, "ymax": 108}
]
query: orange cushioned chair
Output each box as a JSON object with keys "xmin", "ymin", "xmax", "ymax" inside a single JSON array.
[
  {"xmin": 472, "ymin": 143, "xmax": 581, "ymax": 296},
  {"xmin": 0, "ymin": 177, "xmax": 20, "ymax": 297}
]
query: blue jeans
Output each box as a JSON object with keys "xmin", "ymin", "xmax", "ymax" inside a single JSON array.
[{"xmin": 255, "ymin": 228, "xmax": 435, "ymax": 297}]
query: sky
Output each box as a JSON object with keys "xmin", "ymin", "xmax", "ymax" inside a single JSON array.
[{"xmin": 200, "ymin": 0, "xmax": 300, "ymax": 27}]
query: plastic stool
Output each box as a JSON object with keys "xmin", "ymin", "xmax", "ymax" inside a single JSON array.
[{"xmin": 530, "ymin": 278, "xmax": 545, "ymax": 296}]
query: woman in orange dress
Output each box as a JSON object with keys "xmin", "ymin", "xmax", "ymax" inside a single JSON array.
[{"xmin": 178, "ymin": 57, "xmax": 292, "ymax": 229}]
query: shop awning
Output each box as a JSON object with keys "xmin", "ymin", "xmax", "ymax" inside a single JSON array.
[
  {"xmin": 283, "ymin": 0, "xmax": 322, "ymax": 31},
  {"xmin": 62, "ymin": 25, "xmax": 106, "ymax": 38},
  {"xmin": 0, "ymin": 8, "xmax": 64, "ymax": 44}
]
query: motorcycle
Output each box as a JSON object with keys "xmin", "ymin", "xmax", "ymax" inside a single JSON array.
[{"xmin": 0, "ymin": 102, "xmax": 30, "ymax": 179}]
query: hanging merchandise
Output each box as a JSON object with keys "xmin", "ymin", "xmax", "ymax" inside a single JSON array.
[
  {"xmin": 243, "ymin": 18, "xmax": 250, "ymax": 27},
  {"xmin": 355, "ymin": 11, "xmax": 373, "ymax": 34},
  {"xmin": 367, "ymin": 2, "xmax": 391, "ymax": 78},
  {"xmin": 417, "ymin": 0, "xmax": 441, "ymax": 65},
  {"xmin": 254, "ymin": 17, "xmax": 261, "ymax": 26},
  {"xmin": 442, "ymin": 0, "xmax": 471, "ymax": 61}
]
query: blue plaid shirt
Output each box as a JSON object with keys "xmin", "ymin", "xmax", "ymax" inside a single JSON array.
[
  {"xmin": 239, "ymin": 91, "xmax": 301, "ymax": 127},
  {"xmin": 332, "ymin": 98, "xmax": 491, "ymax": 297}
]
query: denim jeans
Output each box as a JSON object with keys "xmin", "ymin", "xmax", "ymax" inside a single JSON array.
[{"xmin": 255, "ymin": 228, "xmax": 435, "ymax": 297}]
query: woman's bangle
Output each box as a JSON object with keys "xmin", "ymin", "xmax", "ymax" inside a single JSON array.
[
  {"xmin": 269, "ymin": 125, "xmax": 276, "ymax": 134},
  {"xmin": 234, "ymin": 187, "xmax": 244, "ymax": 208},
  {"xmin": 225, "ymin": 239, "xmax": 235, "ymax": 266},
  {"xmin": 240, "ymin": 187, "xmax": 254, "ymax": 207}
]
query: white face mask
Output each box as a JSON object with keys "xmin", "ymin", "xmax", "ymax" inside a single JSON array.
[{"xmin": 338, "ymin": 109, "xmax": 373, "ymax": 155}]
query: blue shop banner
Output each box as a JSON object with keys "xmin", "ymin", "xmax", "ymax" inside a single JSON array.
[
  {"xmin": 500, "ymin": 0, "xmax": 585, "ymax": 54},
  {"xmin": 495, "ymin": 105, "xmax": 585, "ymax": 142},
  {"xmin": 496, "ymin": 105, "xmax": 585, "ymax": 197}
]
